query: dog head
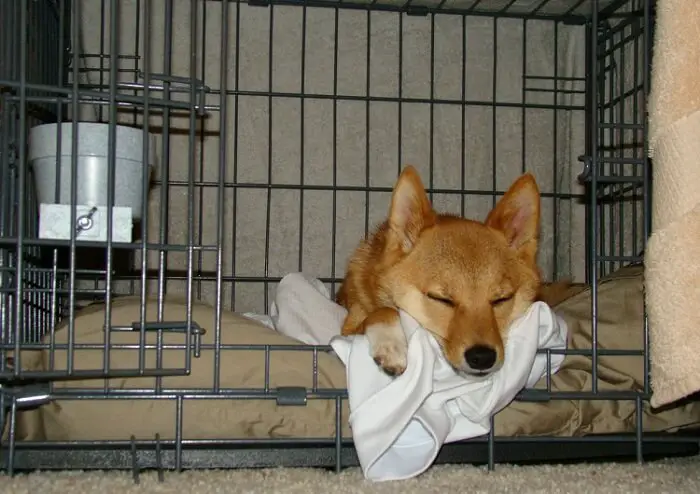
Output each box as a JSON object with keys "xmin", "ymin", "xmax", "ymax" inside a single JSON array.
[{"xmin": 380, "ymin": 165, "xmax": 541, "ymax": 376}]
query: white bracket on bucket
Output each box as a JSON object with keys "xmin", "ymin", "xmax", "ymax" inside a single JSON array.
[{"xmin": 38, "ymin": 204, "xmax": 133, "ymax": 243}]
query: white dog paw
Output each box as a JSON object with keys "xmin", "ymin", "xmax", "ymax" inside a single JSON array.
[{"xmin": 366, "ymin": 322, "xmax": 408, "ymax": 377}]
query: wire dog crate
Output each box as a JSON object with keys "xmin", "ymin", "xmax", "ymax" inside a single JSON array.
[{"xmin": 1, "ymin": 0, "xmax": 699, "ymax": 480}]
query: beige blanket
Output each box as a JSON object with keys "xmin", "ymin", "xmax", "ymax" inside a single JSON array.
[
  {"xmin": 645, "ymin": 0, "xmax": 700, "ymax": 408},
  {"xmin": 4, "ymin": 264, "xmax": 700, "ymax": 444}
]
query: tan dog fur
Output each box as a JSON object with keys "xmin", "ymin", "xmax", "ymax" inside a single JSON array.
[{"xmin": 336, "ymin": 165, "xmax": 562, "ymax": 377}]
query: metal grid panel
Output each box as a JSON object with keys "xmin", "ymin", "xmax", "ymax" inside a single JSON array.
[
  {"xmin": 1, "ymin": 0, "xmax": 697, "ymax": 480},
  {"xmin": 589, "ymin": 0, "xmax": 649, "ymax": 277},
  {"xmin": 583, "ymin": 0, "xmax": 653, "ymax": 404},
  {"xmin": 238, "ymin": 0, "xmax": 627, "ymax": 22},
  {"xmin": 1, "ymin": 0, "xmax": 590, "ymax": 376},
  {"xmin": 0, "ymin": 0, "xmax": 68, "ymax": 353}
]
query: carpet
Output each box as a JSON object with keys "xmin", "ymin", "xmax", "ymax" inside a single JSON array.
[{"xmin": 3, "ymin": 457, "xmax": 700, "ymax": 494}]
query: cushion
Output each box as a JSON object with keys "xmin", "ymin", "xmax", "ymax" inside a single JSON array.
[
  {"xmin": 6, "ymin": 296, "xmax": 351, "ymax": 441},
  {"xmin": 6, "ymin": 264, "xmax": 700, "ymax": 443},
  {"xmin": 494, "ymin": 264, "xmax": 700, "ymax": 436}
]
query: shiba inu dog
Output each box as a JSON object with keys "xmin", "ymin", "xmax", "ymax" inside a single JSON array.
[{"xmin": 336, "ymin": 165, "xmax": 566, "ymax": 377}]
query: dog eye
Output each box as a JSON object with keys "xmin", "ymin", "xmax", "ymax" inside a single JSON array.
[
  {"xmin": 426, "ymin": 293, "xmax": 455, "ymax": 307},
  {"xmin": 491, "ymin": 294, "xmax": 514, "ymax": 306}
]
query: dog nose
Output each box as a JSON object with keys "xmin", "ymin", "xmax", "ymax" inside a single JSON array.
[{"xmin": 464, "ymin": 345, "xmax": 497, "ymax": 370}]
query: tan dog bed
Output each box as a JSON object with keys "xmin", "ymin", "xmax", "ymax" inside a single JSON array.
[{"xmin": 5, "ymin": 264, "xmax": 700, "ymax": 444}]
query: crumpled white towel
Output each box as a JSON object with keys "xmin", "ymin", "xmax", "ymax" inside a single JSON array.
[{"xmin": 243, "ymin": 272, "xmax": 569, "ymax": 482}]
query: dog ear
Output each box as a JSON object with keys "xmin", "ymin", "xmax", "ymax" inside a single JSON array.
[
  {"xmin": 485, "ymin": 173, "xmax": 540, "ymax": 261},
  {"xmin": 388, "ymin": 165, "xmax": 436, "ymax": 253}
]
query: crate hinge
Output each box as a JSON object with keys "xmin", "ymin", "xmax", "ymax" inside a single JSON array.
[
  {"xmin": 577, "ymin": 154, "xmax": 593, "ymax": 183},
  {"xmin": 276, "ymin": 386, "xmax": 308, "ymax": 407}
]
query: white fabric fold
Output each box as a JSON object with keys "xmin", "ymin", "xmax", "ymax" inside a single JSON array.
[{"xmin": 243, "ymin": 272, "xmax": 568, "ymax": 481}]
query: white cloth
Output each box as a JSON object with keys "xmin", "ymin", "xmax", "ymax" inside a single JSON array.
[{"xmin": 243, "ymin": 272, "xmax": 568, "ymax": 482}]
